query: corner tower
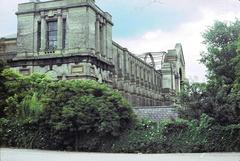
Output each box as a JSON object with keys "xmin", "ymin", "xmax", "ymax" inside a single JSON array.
[
  {"xmin": 161, "ymin": 43, "xmax": 186, "ymax": 93},
  {"xmin": 13, "ymin": 0, "xmax": 113, "ymax": 82}
]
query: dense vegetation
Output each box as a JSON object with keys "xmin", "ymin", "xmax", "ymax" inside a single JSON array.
[
  {"xmin": 1, "ymin": 20, "xmax": 240, "ymax": 153},
  {"xmin": 112, "ymin": 115, "xmax": 240, "ymax": 153},
  {"xmin": 178, "ymin": 20, "xmax": 240, "ymax": 125},
  {"xmin": 0, "ymin": 59, "xmax": 7, "ymax": 117},
  {"xmin": 0, "ymin": 68, "xmax": 135, "ymax": 151}
]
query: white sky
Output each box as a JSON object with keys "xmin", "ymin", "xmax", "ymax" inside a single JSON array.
[{"xmin": 1, "ymin": 0, "xmax": 240, "ymax": 82}]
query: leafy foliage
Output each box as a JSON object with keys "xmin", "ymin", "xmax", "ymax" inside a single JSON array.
[
  {"xmin": 178, "ymin": 20, "xmax": 240, "ymax": 125},
  {"xmin": 0, "ymin": 69, "xmax": 136, "ymax": 151},
  {"xmin": 0, "ymin": 60, "xmax": 7, "ymax": 117},
  {"xmin": 0, "ymin": 69, "xmax": 239, "ymax": 152},
  {"xmin": 178, "ymin": 82, "xmax": 240, "ymax": 124},
  {"xmin": 201, "ymin": 20, "xmax": 240, "ymax": 84},
  {"xmin": 112, "ymin": 115, "xmax": 240, "ymax": 153},
  {"xmin": 2, "ymin": 69, "xmax": 50, "ymax": 119}
]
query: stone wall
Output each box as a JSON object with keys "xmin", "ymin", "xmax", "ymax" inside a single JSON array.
[
  {"xmin": 112, "ymin": 42, "xmax": 163, "ymax": 106},
  {"xmin": 0, "ymin": 37, "xmax": 17, "ymax": 60},
  {"xmin": 133, "ymin": 106, "xmax": 178, "ymax": 121}
]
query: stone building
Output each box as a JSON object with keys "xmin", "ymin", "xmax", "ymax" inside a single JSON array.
[{"xmin": 0, "ymin": 0, "xmax": 186, "ymax": 106}]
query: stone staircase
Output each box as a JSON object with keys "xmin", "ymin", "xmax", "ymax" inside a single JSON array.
[{"xmin": 133, "ymin": 106, "xmax": 179, "ymax": 121}]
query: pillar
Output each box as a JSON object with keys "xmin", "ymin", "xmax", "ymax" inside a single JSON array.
[
  {"xmin": 40, "ymin": 12, "xmax": 46, "ymax": 51},
  {"xmin": 57, "ymin": 9, "xmax": 63, "ymax": 50},
  {"xmin": 104, "ymin": 21, "xmax": 108, "ymax": 59},
  {"xmin": 101, "ymin": 20, "xmax": 106, "ymax": 57}
]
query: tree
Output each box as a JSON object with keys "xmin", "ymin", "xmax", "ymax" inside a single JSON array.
[
  {"xmin": 0, "ymin": 59, "xmax": 7, "ymax": 117},
  {"xmin": 201, "ymin": 20, "xmax": 240, "ymax": 84},
  {"xmin": 179, "ymin": 20, "xmax": 240, "ymax": 125},
  {"xmin": 41, "ymin": 80, "xmax": 136, "ymax": 151},
  {"xmin": 177, "ymin": 82, "xmax": 207, "ymax": 120}
]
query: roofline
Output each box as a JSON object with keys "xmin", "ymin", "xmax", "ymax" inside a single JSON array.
[
  {"xmin": 0, "ymin": 37, "xmax": 17, "ymax": 41},
  {"xmin": 16, "ymin": 1, "xmax": 113, "ymax": 26},
  {"xmin": 112, "ymin": 41, "xmax": 162, "ymax": 75}
]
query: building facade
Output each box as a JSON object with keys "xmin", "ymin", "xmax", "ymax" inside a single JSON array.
[{"xmin": 0, "ymin": 0, "xmax": 186, "ymax": 106}]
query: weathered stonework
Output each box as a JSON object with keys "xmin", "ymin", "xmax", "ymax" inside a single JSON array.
[
  {"xmin": 134, "ymin": 106, "xmax": 179, "ymax": 121},
  {"xmin": 0, "ymin": 0, "xmax": 186, "ymax": 107}
]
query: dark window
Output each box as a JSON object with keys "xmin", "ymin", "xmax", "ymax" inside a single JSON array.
[
  {"xmin": 19, "ymin": 68, "xmax": 31, "ymax": 76},
  {"xmin": 37, "ymin": 21, "xmax": 41, "ymax": 51},
  {"xmin": 47, "ymin": 21, "xmax": 57, "ymax": 50},
  {"xmin": 100, "ymin": 25, "xmax": 104, "ymax": 54},
  {"xmin": 62, "ymin": 19, "xmax": 66, "ymax": 49},
  {"xmin": 117, "ymin": 52, "xmax": 120, "ymax": 69},
  {"xmin": 130, "ymin": 61, "xmax": 133, "ymax": 75}
]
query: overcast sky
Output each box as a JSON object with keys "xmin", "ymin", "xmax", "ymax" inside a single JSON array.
[{"xmin": 1, "ymin": 0, "xmax": 240, "ymax": 82}]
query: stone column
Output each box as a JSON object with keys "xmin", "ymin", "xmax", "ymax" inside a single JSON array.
[
  {"xmin": 105, "ymin": 21, "xmax": 108, "ymax": 59},
  {"xmin": 135, "ymin": 64, "xmax": 138, "ymax": 81},
  {"xmin": 40, "ymin": 12, "xmax": 46, "ymax": 51},
  {"xmin": 95, "ymin": 15, "xmax": 100, "ymax": 54},
  {"xmin": 131, "ymin": 61, "xmax": 135, "ymax": 81},
  {"xmin": 57, "ymin": 10, "xmax": 63, "ymax": 50}
]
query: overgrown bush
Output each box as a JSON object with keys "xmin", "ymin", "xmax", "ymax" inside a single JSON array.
[
  {"xmin": 0, "ymin": 69, "xmax": 136, "ymax": 151},
  {"xmin": 0, "ymin": 60, "xmax": 7, "ymax": 117},
  {"xmin": 112, "ymin": 114, "xmax": 240, "ymax": 153}
]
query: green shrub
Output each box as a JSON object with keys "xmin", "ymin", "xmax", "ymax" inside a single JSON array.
[
  {"xmin": 0, "ymin": 60, "xmax": 7, "ymax": 117},
  {"xmin": 0, "ymin": 70, "xmax": 136, "ymax": 151},
  {"xmin": 112, "ymin": 114, "xmax": 240, "ymax": 153},
  {"xmin": 39, "ymin": 80, "xmax": 136, "ymax": 151}
]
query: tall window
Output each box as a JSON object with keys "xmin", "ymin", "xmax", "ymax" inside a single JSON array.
[
  {"xmin": 117, "ymin": 52, "xmax": 120, "ymax": 69},
  {"xmin": 37, "ymin": 21, "xmax": 41, "ymax": 51},
  {"xmin": 62, "ymin": 19, "xmax": 66, "ymax": 49},
  {"xmin": 100, "ymin": 25, "xmax": 104, "ymax": 54},
  {"xmin": 47, "ymin": 21, "xmax": 57, "ymax": 50}
]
